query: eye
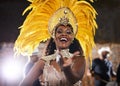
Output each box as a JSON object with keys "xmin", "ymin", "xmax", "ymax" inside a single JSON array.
[
  {"xmin": 66, "ymin": 30, "xmax": 73, "ymax": 34},
  {"xmin": 56, "ymin": 29, "xmax": 62, "ymax": 34}
]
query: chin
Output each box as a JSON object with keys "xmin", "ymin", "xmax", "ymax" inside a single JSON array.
[
  {"xmin": 57, "ymin": 43, "xmax": 70, "ymax": 49},
  {"xmin": 59, "ymin": 46, "xmax": 69, "ymax": 50}
]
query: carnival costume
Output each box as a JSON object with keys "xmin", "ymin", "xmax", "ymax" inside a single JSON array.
[
  {"xmin": 15, "ymin": 0, "xmax": 97, "ymax": 61},
  {"xmin": 15, "ymin": 0, "xmax": 98, "ymax": 85}
]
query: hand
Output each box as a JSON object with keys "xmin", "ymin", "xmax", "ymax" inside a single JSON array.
[
  {"xmin": 63, "ymin": 51, "xmax": 80, "ymax": 67},
  {"xmin": 56, "ymin": 51, "xmax": 80, "ymax": 69}
]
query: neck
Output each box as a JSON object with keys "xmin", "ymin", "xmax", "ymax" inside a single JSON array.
[{"xmin": 56, "ymin": 47, "xmax": 69, "ymax": 51}]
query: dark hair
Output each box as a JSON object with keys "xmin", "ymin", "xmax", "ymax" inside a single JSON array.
[{"xmin": 45, "ymin": 37, "xmax": 83, "ymax": 56}]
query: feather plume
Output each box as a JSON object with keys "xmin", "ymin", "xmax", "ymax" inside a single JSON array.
[{"xmin": 14, "ymin": 0, "xmax": 98, "ymax": 64}]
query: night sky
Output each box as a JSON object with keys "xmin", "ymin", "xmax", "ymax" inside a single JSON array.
[{"xmin": 0, "ymin": 0, "xmax": 29, "ymax": 42}]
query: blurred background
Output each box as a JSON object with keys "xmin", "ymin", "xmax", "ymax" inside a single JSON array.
[{"xmin": 0, "ymin": 0, "xmax": 120, "ymax": 86}]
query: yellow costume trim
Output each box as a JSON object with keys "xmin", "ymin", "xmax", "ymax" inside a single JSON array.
[
  {"xmin": 41, "ymin": 49, "xmax": 73, "ymax": 64},
  {"xmin": 14, "ymin": 0, "xmax": 98, "ymax": 64}
]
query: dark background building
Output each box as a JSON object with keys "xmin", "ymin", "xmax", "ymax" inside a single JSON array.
[{"xmin": 93, "ymin": 0, "xmax": 120, "ymax": 43}]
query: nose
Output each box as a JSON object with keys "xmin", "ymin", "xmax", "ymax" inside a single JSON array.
[{"xmin": 61, "ymin": 31, "xmax": 67, "ymax": 36}]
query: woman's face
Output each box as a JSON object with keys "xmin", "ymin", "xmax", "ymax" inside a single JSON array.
[{"xmin": 54, "ymin": 25, "xmax": 74, "ymax": 50}]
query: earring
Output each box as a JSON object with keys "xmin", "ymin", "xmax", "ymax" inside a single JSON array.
[{"xmin": 71, "ymin": 38, "xmax": 74, "ymax": 44}]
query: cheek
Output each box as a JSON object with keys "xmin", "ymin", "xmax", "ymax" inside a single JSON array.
[{"xmin": 69, "ymin": 35, "xmax": 74, "ymax": 42}]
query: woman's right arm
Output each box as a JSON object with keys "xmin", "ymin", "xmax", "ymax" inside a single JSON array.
[{"xmin": 19, "ymin": 59, "xmax": 45, "ymax": 86}]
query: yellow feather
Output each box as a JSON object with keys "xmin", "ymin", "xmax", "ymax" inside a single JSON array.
[{"xmin": 14, "ymin": 0, "xmax": 98, "ymax": 65}]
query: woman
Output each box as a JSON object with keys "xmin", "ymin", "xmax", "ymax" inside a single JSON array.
[
  {"xmin": 20, "ymin": 24, "xmax": 85, "ymax": 86},
  {"xmin": 14, "ymin": 0, "xmax": 97, "ymax": 86}
]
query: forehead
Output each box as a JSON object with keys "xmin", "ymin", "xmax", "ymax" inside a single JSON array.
[
  {"xmin": 102, "ymin": 51, "xmax": 109, "ymax": 54},
  {"xmin": 57, "ymin": 25, "xmax": 70, "ymax": 29},
  {"xmin": 56, "ymin": 24, "xmax": 73, "ymax": 30}
]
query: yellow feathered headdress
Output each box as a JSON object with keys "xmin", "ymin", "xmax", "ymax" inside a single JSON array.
[{"xmin": 14, "ymin": 0, "xmax": 98, "ymax": 63}]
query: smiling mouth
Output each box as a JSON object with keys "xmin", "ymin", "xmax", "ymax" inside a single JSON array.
[{"xmin": 60, "ymin": 37, "xmax": 68, "ymax": 42}]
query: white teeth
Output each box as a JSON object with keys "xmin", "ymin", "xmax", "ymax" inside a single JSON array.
[{"xmin": 60, "ymin": 38, "xmax": 67, "ymax": 41}]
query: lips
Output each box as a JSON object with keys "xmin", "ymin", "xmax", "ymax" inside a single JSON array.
[{"xmin": 59, "ymin": 37, "xmax": 69, "ymax": 43}]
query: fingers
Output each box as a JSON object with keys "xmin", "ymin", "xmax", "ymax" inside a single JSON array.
[
  {"xmin": 55, "ymin": 50, "xmax": 81, "ymax": 69},
  {"xmin": 73, "ymin": 51, "xmax": 80, "ymax": 56},
  {"xmin": 62, "ymin": 51, "xmax": 80, "ymax": 67},
  {"xmin": 72, "ymin": 51, "xmax": 80, "ymax": 60}
]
